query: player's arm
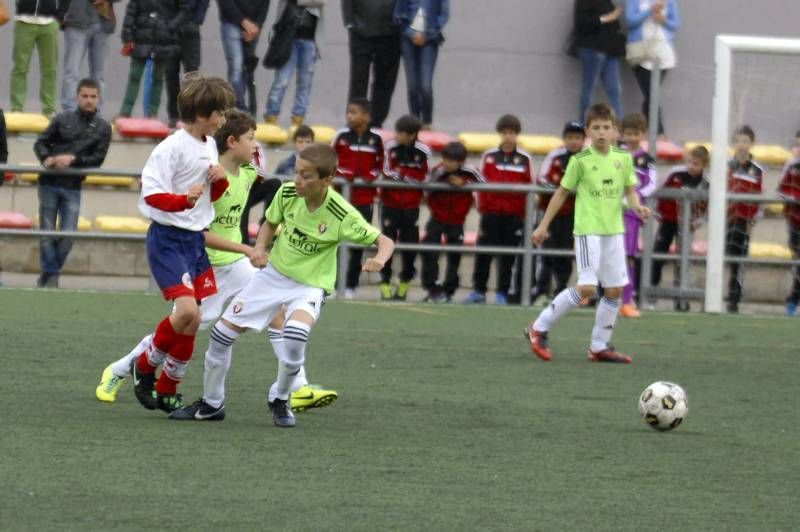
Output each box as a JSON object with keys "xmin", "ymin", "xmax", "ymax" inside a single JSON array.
[
  {"xmin": 203, "ymin": 231, "xmax": 254, "ymax": 256},
  {"xmin": 532, "ymin": 186, "xmax": 571, "ymax": 246},
  {"xmin": 363, "ymin": 234, "xmax": 395, "ymax": 272},
  {"xmin": 251, "ymin": 221, "xmax": 278, "ymax": 268}
]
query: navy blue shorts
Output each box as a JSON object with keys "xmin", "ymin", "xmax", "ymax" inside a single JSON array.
[{"xmin": 146, "ymin": 222, "xmax": 217, "ymax": 301}]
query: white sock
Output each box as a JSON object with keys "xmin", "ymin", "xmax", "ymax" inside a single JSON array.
[
  {"xmin": 591, "ymin": 297, "xmax": 620, "ymax": 352},
  {"xmin": 268, "ymin": 327, "xmax": 308, "ymax": 393},
  {"xmin": 534, "ymin": 287, "xmax": 582, "ymax": 332},
  {"xmin": 292, "ymin": 366, "xmax": 308, "ymax": 391},
  {"xmin": 203, "ymin": 322, "xmax": 241, "ymax": 408},
  {"xmin": 268, "ymin": 320, "xmax": 310, "ymax": 402},
  {"xmin": 110, "ymin": 334, "xmax": 153, "ymax": 377}
]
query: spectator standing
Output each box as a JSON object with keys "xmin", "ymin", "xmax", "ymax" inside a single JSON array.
[
  {"xmin": 777, "ymin": 152, "xmax": 800, "ymax": 316},
  {"xmin": 33, "ymin": 79, "xmax": 112, "ymax": 288},
  {"xmin": 165, "ymin": 0, "xmax": 210, "ymax": 128},
  {"xmin": 60, "ymin": 0, "xmax": 119, "ymax": 112},
  {"xmin": 625, "ymin": 0, "xmax": 680, "ymax": 138},
  {"xmin": 342, "ymin": 0, "xmax": 400, "ymax": 129},
  {"xmin": 10, "ymin": 0, "xmax": 61, "ymax": 116},
  {"xmin": 263, "ymin": 0, "xmax": 324, "ymax": 127},
  {"xmin": 393, "ymin": 0, "xmax": 449, "ymax": 129},
  {"xmin": 216, "ymin": 0, "xmax": 270, "ymax": 111},
  {"xmin": 573, "ymin": 0, "xmax": 626, "ymax": 121},
  {"xmin": 119, "ymin": 0, "xmax": 187, "ymax": 119},
  {"xmin": 0, "ymin": 109, "xmax": 7, "ymax": 166}
]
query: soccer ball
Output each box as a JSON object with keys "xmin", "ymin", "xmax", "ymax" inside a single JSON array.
[{"xmin": 638, "ymin": 381, "xmax": 688, "ymax": 431}]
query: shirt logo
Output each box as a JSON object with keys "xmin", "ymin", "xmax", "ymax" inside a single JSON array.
[
  {"xmin": 232, "ymin": 303, "xmax": 243, "ymax": 314},
  {"xmin": 513, "ymin": 156, "xmax": 521, "ymax": 165},
  {"xmin": 350, "ymin": 221, "xmax": 369, "ymax": 239},
  {"xmin": 614, "ymin": 161, "xmax": 621, "ymax": 170},
  {"xmin": 213, "ymin": 204, "xmax": 243, "ymax": 228},
  {"xmin": 203, "ymin": 277, "xmax": 214, "ymax": 289},
  {"xmin": 318, "ymin": 223, "xmax": 327, "ymax": 234},
  {"xmin": 637, "ymin": 157, "xmax": 646, "ymax": 167},
  {"xmin": 287, "ymin": 227, "xmax": 320, "ymax": 255}
]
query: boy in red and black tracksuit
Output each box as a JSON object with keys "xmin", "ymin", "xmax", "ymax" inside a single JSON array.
[
  {"xmin": 421, "ymin": 141, "xmax": 484, "ymax": 302},
  {"xmin": 726, "ymin": 125, "xmax": 764, "ymax": 313},
  {"xmin": 651, "ymin": 146, "xmax": 709, "ymax": 310},
  {"xmin": 777, "ymin": 151, "xmax": 800, "ymax": 315},
  {"xmin": 464, "ymin": 114, "xmax": 533, "ymax": 304},
  {"xmin": 531, "ymin": 121, "xmax": 586, "ymax": 302},
  {"xmin": 379, "ymin": 114, "xmax": 430, "ymax": 300},
  {"xmin": 332, "ymin": 98, "xmax": 384, "ymax": 295}
]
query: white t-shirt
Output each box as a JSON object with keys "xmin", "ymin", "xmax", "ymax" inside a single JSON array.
[
  {"xmin": 639, "ymin": 0, "xmax": 677, "ymax": 71},
  {"xmin": 138, "ymin": 128, "xmax": 219, "ymax": 231}
]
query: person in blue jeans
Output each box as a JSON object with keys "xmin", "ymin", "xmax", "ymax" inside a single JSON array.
[
  {"xmin": 263, "ymin": 0, "xmax": 324, "ymax": 126},
  {"xmin": 33, "ymin": 79, "xmax": 112, "ymax": 288},
  {"xmin": 216, "ymin": 0, "xmax": 270, "ymax": 111},
  {"xmin": 573, "ymin": 0, "xmax": 626, "ymax": 121},
  {"xmin": 394, "ymin": 0, "xmax": 449, "ymax": 129}
]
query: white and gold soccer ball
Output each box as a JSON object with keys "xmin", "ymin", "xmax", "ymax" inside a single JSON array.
[{"xmin": 638, "ymin": 381, "xmax": 688, "ymax": 431}]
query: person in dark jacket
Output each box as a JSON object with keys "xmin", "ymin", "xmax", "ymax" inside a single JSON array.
[
  {"xmin": 60, "ymin": 0, "xmax": 120, "ymax": 112},
  {"xmin": 342, "ymin": 0, "xmax": 400, "ymax": 129},
  {"xmin": 10, "ymin": 0, "xmax": 61, "ymax": 116},
  {"xmin": 216, "ymin": 0, "xmax": 270, "ymax": 111},
  {"xmin": 573, "ymin": 0, "xmax": 626, "ymax": 121},
  {"xmin": 0, "ymin": 109, "xmax": 7, "ymax": 168},
  {"xmin": 166, "ymin": 0, "xmax": 210, "ymax": 127},
  {"xmin": 393, "ymin": 0, "xmax": 449, "ymax": 128},
  {"xmin": 33, "ymin": 79, "xmax": 112, "ymax": 288},
  {"xmin": 118, "ymin": 0, "xmax": 188, "ymax": 119}
]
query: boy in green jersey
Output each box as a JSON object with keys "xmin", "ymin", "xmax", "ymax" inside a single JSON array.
[
  {"xmin": 207, "ymin": 143, "xmax": 395, "ymax": 427},
  {"xmin": 525, "ymin": 104, "xmax": 651, "ymax": 363}
]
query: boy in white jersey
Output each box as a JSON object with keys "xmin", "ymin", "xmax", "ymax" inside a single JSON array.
[
  {"xmin": 96, "ymin": 111, "xmax": 338, "ymax": 418},
  {"xmin": 129, "ymin": 74, "xmax": 235, "ymax": 413},
  {"xmin": 207, "ymin": 143, "xmax": 394, "ymax": 427},
  {"xmin": 525, "ymin": 104, "xmax": 651, "ymax": 363}
]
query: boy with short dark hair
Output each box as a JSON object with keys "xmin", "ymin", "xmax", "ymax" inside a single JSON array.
[
  {"xmin": 379, "ymin": 114, "xmax": 430, "ymax": 300},
  {"xmin": 778, "ymin": 142, "xmax": 800, "ymax": 315},
  {"xmin": 276, "ymin": 125, "xmax": 316, "ymax": 175},
  {"xmin": 464, "ymin": 114, "xmax": 533, "ymax": 305},
  {"xmin": 421, "ymin": 141, "xmax": 484, "ymax": 302},
  {"xmin": 526, "ymin": 103, "xmax": 651, "ymax": 364},
  {"xmin": 619, "ymin": 112, "xmax": 657, "ymax": 317},
  {"xmin": 332, "ymin": 98, "xmax": 385, "ymax": 298},
  {"xmin": 204, "ymin": 143, "xmax": 394, "ymax": 427},
  {"xmin": 651, "ymin": 146, "xmax": 709, "ymax": 312},
  {"xmin": 726, "ymin": 125, "xmax": 764, "ymax": 314},
  {"xmin": 532, "ymin": 121, "xmax": 586, "ymax": 303}
]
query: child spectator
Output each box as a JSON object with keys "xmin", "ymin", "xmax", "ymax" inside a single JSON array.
[
  {"xmin": 332, "ymin": 98, "xmax": 384, "ymax": 298},
  {"xmin": 651, "ymin": 146, "xmax": 709, "ymax": 311},
  {"xmin": 276, "ymin": 125, "xmax": 315, "ymax": 176},
  {"xmin": 777, "ymin": 149, "xmax": 800, "ymax": 315},
  {"xmin": 531, "ymin": 121, "xmax": 586, "ymax": 304},
  {"xmin": 421, "ymin": 141, "xmax": 483, "ymax": 302},
  {"xmin": 118, "ymin": 0, "xmax": 186, "ymax": 119},
  {"xmin": 379, "ymin": 114, "xmax": 430, "ymax": 300},
  {"xmin": 619, "ymin": 113, "xmax": 657, "ymax": 317},
  {"xmin": 464, "ymin": 114, "xmax": 533, "ymax": 305},
  {"xmin": 726, "ymin": 125, "xmax": 763, "ymax": 314}
]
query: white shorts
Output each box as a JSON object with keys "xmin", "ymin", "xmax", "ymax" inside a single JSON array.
[
  {"xmin": 222, "ymin": 264, "xmax": 325, "ymax": 332},
  {"xmin": 574, "ymin": 234, "xmax": 629, "ymax": 288}
]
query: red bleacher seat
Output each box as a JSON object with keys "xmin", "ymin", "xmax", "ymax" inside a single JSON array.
[
  {"xmin": 115, "ymin": 117, "xmax": 170, "ymax": 140},
  {"xmin": 418, "ymin": 130, "xmax": 455, "ymax": 152},
  {"xmin": 0, "ymin": 211, "xmax": 34, "ymax": 228},
  {"xmin": 640, "ymin": 140, "xmax": 684, "ymax": 162}
]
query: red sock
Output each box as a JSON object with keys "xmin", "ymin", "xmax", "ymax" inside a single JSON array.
[
  {"xmin": 154, "ymin": 333, "xmax": 196, "ymax": 395},
  {"xmin": 137, "ymin": 317, "xmax": 178, "ymax": 374}
]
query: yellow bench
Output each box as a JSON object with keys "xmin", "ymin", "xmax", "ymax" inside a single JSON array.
[
  {"xmin": 458, "ymin": 132, "xmax": 501, "ymax": 153},
  {"xmin": 750, "ymin": 242, "xmax": 792, "ymax": 259},
  {"xmin": 255, "ymin": 123, "xmax": 289, "ymax": 145},
  {"xmin": 94, "ymin": 216, "xmax": 150, "ymax": 233},
  {"xmin": 85, "ymin": 175, "xmax": 137, "ymax": 188},
  {"xmin": 751, "ymin": 145, "xmax": 792, "ymax": 167},
  {"xmin": 458, "ymin": 132, "xmax": 564, "ymax": 156},
  {"xmin": 34, "ymin": 215, "xmax": 93, "ymax": 231},
  {"xmin": 4, "ymin": 112, "xmax": 50, "ymax": 134},
  {"xmin": 518, "ymin": 135, "xmax": 564, "ymax": 156}
]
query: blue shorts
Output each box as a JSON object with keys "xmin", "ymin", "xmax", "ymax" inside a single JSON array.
[{"xmin": 146, "ymin": 222, "xmax": 217, "ymax": 301}]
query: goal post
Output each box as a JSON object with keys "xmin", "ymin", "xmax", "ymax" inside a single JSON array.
[{"xmin": 706, "ymin": 35, "xmax": 800, "ymax": 313}]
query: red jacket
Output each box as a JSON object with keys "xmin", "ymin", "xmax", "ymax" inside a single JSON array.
[
  {"xmin": 427, "ymin": 163, "xmax": 484, "ymax": 225},
  {"xmin": 381, "ymin": 140, "xmax": 430, "ymax": 210},
  {"xmin": 778, "ymin": 157, "xmax": 800, "ymax": 227},
  {"xmin": 332, "ymin": 127, "xmax": 384, "ymax": 206},
  {"xmin": 477, "ymin": 146, "xmax": 533, "ymax": 217},
  {"xmin": 656, "ymin": 165, "xmax": 708, "ymax": 224},
  {"xmin": 727, "ymin": 157, "xmax": 764, "ymax": 221},
  {"xmin": 537, "ymin": 146, "xmax": 576, "ymax": 215}
]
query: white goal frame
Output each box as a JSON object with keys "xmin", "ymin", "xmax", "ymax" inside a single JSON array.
[{"xmin": 707, "ymin": 35, "xmax": 800, "ymax": 312}]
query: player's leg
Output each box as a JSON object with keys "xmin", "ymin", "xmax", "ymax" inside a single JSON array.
[
  {"xmin": 152, "ymin": 295, "xmax": 202, "ymax": 412},
  {"xmin": 587, "ymin": 234, "xmax": 632, "ymax": 363},
  {"xmin": 95, "ymin": 333, "xmax": 153, "ymax": 402},
  {"xmin": 526, "ymin": 235, "xmax": 598, "ymax": 360}
]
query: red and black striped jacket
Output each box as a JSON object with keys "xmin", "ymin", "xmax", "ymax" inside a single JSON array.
[
  {"xmin": 427, "ymin": 163, "xmax": 484, "ymax": 225},
  {"xmin": 778, "ymin": 157, "xmax": 800, "ymax": 227},
  {"xmin": 656, "ymin": 165, "xmax": 708, "ymax": 224},
  {"xmin": 727, "ymin": 157, "xmax": 764, "ymax": 222},
  {"xmin": 381, "ymin": 140, "xmax": 431, "ymax": 210},
  {"xmin": 332, "ymin": 127, "xmax": 384, "ymax": 206},
  {"xmin": 477, "ymin": 146, "xmax": 533, "ymax": 217},
  {"xmin": 537, "ymin": 146, "xmax": 578, "ymax": 215}
]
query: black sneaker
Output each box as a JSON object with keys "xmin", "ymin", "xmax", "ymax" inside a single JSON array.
[
  {"xmin": 267, "ymin": 398, "xmax": 296, "ymax": 428},
  {"xmin": 156, "ymin": 393, "xmax": 184, "ymax": 413},
  {"xmin": 129, "ymin": 357, "xmax": 157, "ymax": 410},
  {"xmin": 168, "ymin": 399, "xmax": 225, "ymax": 421},
  {"xmin": 727, "ymin": 302, "xmax": 739, "ymax": 314}
]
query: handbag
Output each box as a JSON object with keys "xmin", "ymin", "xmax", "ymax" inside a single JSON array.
[
  {"xmin": 262, "ymin": 2, "xmax": 302, "ymax": 69},
  {"xmin": 626, "ymin": 39, "xmax": 656, "ymax": 65},
  {"xmin": 0, "ymin": 0, "xmax": 11, "ymax": 27}
]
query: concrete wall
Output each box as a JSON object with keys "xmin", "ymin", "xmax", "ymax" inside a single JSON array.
[{"xmin": 1, "ymin": 1, "xmax": 798, "ymax": 145}]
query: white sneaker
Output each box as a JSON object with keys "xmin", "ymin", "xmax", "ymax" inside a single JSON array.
[{"xmin": 344, "ymin": 288, "xmax": 355, "ymax": 300}]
